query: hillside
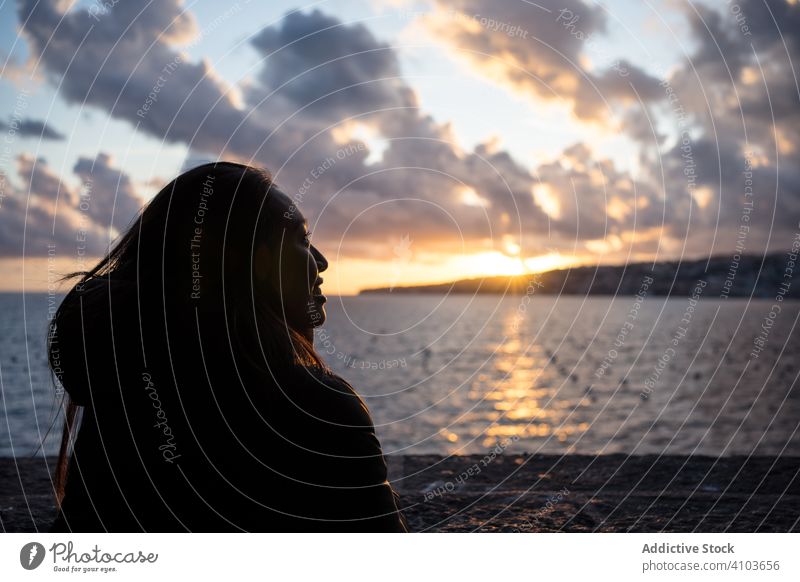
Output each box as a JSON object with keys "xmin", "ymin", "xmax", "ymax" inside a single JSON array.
[{"xmin": 359, "ymin": 253, "xmax": 799, "ymax": 297}]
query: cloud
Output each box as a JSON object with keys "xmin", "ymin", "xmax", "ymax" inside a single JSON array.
[
  {"xmin": 241, "ymin": 9, "xmax": 556, "ymax": 254},
  {"xmin": 250, "ymin": 9, "xmax": 418, "ymax": 123},
  {"xmin": 417, "ymin": 0, "xmax": 800, "ymax": 259},
  {"xmin": 646, "ymin": 0, "xmax": 800, "ymax": 255},
  {"xmin": 15, "ymin": 0, "xmax": 800, "ymax": 269},
  {"xmin": 422, "ymin": 0, "xmax": 663, "ymax": 122},
  {"xmin": 14, "ymin": 1, "xmax": 662, "ymax": 262},
  {"xmin": 0, "ymin": 118, "xmax": 64, "ymax": 140},
  {"xmin": 0, "ymin": 153, "xmax": 143, "ymax": 258},
  {"xmin": 0, "ymin": 155, "xmax": 103, "ymax": 257},
  {"xmin": 533, "ymin": 143, "xmax": 660, "ymax": 241},
  {"xmin": 73, "ymin": 153, "xmax": 147, "ymax": 232},
  {"xmin": 17, "ymin": 0, "xmax": 257, "ymax": 156}
]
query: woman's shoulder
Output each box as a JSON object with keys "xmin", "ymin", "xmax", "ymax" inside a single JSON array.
[
  {"xmin": 302, "ymin": 368, "xmax": 357, "ymax": 396},
  {"xmin": 288, "ymin": 367, "xmax": 373, "ymax": 429}
]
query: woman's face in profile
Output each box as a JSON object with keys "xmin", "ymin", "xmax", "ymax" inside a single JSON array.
[{"xmin": 257, "ymin": 188, "xmax": 329, "ymax": 334}]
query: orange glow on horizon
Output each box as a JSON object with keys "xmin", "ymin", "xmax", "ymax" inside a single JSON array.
[
  {"xmin": 4, "ymin": 250, "xmax": 585, "ymax": 295},
  {"xmin": 331, "ymin": 250, "xmax": 580, "ymax": 295}
]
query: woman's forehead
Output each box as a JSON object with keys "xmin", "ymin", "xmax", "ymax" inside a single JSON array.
[{"xmin": 268, "ymin": 186, "xmax": 306, "ymax": 227}]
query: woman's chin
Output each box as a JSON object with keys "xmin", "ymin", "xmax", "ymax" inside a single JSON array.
[{"xmin": 308, "ymin": 301, "xmax": 326, "ymax": 327}]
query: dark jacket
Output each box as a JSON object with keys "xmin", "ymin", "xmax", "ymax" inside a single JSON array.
[{"xmin": 50, "ymin": 282, "xmax": 407, "ymax": 532}]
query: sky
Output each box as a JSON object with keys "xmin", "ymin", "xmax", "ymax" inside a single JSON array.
[{"xmin": 0, "ymin": 0, "xmax": 798, "ymax": 294}]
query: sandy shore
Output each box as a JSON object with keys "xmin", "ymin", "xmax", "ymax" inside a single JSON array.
[{"xmin": 2, "ymin": 455, "xmax": 798, "ymax": 532}]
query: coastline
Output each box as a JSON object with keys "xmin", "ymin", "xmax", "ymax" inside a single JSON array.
[
  {"xmin": 358, "ymin": 253, "xmax": 800, "ymax": 297},
  {"xmin": 2, "ymin": 455, "xmax": 798, "ymax": 533}
]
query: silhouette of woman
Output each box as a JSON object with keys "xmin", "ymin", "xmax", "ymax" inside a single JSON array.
[{"xmin": 48, "ymin": 162, "xmax": 407, "ymax": 532}]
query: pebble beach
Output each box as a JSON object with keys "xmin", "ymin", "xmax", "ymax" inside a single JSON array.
[{"xmin": 3, "ymin": 455, "xmax": 797, "ymax": 532}]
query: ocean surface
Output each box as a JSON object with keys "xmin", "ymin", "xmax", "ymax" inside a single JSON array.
[{"xmin": 1, "ymin": 292, "xmax": 798, "ymax": 457}]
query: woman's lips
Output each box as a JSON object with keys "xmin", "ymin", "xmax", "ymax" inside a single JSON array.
[{"xmin": 312, "ymin": 277, "xmax": 325, "ymax": 302}]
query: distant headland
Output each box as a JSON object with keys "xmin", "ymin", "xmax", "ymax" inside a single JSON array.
[{"xmin": 359, "ymin": 253, "xmax": 800, "ymax": 297}]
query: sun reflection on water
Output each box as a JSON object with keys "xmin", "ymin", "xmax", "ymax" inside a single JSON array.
[{"xmin": 474, "ymin": 306, "xmax": 592, "ymax": 450}]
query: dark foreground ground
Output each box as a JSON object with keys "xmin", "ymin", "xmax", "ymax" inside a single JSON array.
[{"xmin": 2, "ymin": 455, "xmax": 798, "ymax": 532}]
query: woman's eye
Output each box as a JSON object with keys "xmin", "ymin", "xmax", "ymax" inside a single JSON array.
[{"xmin": 303, "ymin": 231, "xmax": 313, "ymax": 246}]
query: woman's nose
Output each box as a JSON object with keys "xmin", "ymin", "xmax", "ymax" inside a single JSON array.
[{"xmin": 312, "ymin": 245, "xmax": 328, "ymax": 273}]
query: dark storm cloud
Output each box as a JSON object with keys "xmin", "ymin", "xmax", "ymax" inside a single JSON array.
[
  {"xmin": 250, "ymin": 9, "xmax": 417, "ymax": 122},
  {"xmin": 652, "ymin": 0, "xmax": 800, "ymax": 255},
  {"xmin": 688, "ymin": 0, "xmax": 800, "ymax": 71},
  {"xmin": 17, "ymin": 0, "xmax": 258, "ymax": 156},
  {"xmin": 0, "ymin": 118, "xmax": 64, "ymax": 140}
]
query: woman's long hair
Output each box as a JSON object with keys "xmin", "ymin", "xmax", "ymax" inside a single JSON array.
[{"xmin": 48, "ymin": 161, "xmax": 328, "ymax": 506}]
